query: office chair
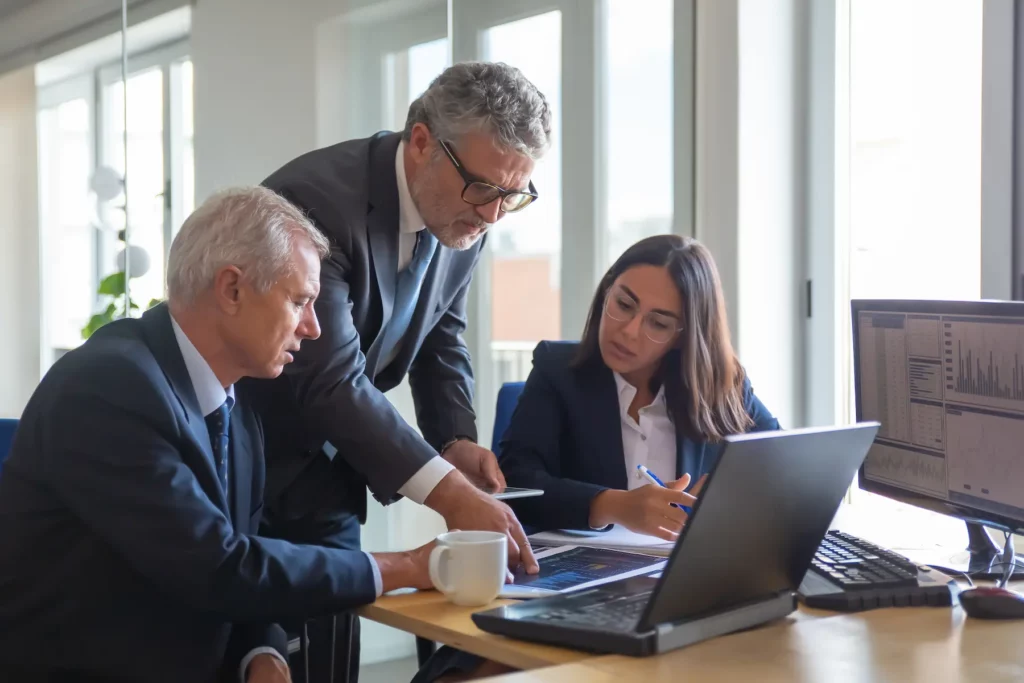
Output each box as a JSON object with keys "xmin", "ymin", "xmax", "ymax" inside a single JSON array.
[
  {"xmin": 415, "ymin": 382, "xmax": 528, "ymax": 669},
  {"xmin": 0, "ymin": 418, "xmax": 18, "ymax": 472},
  {"xmin": 491, "ymin": 382, "xmax": 526, "ymax": 455}
]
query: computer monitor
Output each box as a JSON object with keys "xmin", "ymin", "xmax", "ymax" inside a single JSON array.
[{"xmin": 852, "ymin": 299, "xmax": 1024, "ymax": 577}]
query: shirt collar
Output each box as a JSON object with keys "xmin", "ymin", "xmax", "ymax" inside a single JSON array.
[
  {"xmin": 396, "ymin": 140, "xmax": 426, "ymax": 235},
  {"xmin": 170, "ymin": 314, "xmax": 235, "ymax": 417},
  {"xmin": 613, "ymin": 372, "xmax": 666, "ymax": 412}
]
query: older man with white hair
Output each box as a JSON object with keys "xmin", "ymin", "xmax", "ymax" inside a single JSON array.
[{"xmin": 0, "ymin": 187, "xmax": 437, "ymax": 683}]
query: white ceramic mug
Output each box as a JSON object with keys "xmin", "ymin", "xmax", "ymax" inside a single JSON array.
[{"xmin": 429, "ymin": 530, "xmax": 508, "ymax": 606}]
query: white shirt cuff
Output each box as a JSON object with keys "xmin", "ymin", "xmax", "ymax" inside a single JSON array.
[
  {"xmin": 364, "ymin": 550, "xmax": 383, "ymax": 597},
  {"xmin": 239, "ymin": 646, "xmax": 287, "ymax": 683},
  {"xmin": 397, "ymin": 456, "xmax": 454, "ymax": 504}
]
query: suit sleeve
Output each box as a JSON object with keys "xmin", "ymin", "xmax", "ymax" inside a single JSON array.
[
  {"xmin": 223, "ymin": 625, "xmax": 289, "ymax": 680},
  {"xmin": 41, "ymin": 374, "xmax": 378, "ymax": 623},
  {"xmin": 280, "ymin": 242, "xmax": 440, "ymax": 503},
  {"xmin": 499, "ymin": 345, "xmax": 609, "ymax": 531},
  {"xmin": 744, "ymin": 377, "xmax": 782, "ymax": 432},
  {"xmin": 408, "ymin": 272, "xmax": 479, "ymax": 450}
]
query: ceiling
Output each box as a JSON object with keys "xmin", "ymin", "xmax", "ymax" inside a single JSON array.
[{"xmin": 0, "ymin": 0, "xmax": 36, "ymax": 21}]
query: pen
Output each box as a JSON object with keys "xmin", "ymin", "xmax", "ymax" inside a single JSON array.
[{"xmin": 636, "ymin": 465, "xmax": 693, "ymax": 514}]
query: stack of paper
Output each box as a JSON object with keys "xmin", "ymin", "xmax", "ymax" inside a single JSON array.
[{"xmin": 529, "ymin": 526, "xmax": 675, "ymax": 557}]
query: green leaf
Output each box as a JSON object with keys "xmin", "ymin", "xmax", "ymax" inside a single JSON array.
[
  {"xmin": 82, "ymin": 311, "xmax": 113, "ymax": 339},
  {"xmin": 98, "ymin": 272, "xmax": 126, "ymax": 296},
  {"xmin": 147, "ymin": 298, "xmax": 162, "ymax": 310}
]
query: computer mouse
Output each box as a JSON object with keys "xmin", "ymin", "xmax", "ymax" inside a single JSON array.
[{"xmin": 958, "ymin": 587, "xmax": 1024, "ymax": 619}]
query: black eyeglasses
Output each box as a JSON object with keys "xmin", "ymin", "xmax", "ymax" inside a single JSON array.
[{"xmin": 437, "ymin": 138, "xmax": 539, "ymax": 213}]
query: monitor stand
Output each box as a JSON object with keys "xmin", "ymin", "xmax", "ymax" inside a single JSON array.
[{"xmin": 923, "ymin": 521, "xmax": 1024, "ymax": 580}]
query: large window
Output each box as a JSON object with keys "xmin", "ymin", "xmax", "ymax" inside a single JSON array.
[
  {"xmin": 839, "ymin": 0, "xmax": 985, "ymax": 541},
  {"xmin": 847, "ymin": 0, "xmax": 983, "ymax": 303},
  {"xmin": 604, "ymin": 0, "xmax": 673, "ymax": 268},
  {"xmin": 101, "ymin": 67, "xmax": 167, "ymax": 311},
  {"xmin": 36, "ymin": 42, "xmax": 194, "ymax": 362},
  {"xmin": 37, "ymin": 87, "xmax": 95, "ymax": 352},
  {"xmin": 484, "ymin": 11, "xmax": 564, "ymax": 386},
  {"xmin": 384, "ymin": 38, "xmax": 448, "ymax": 133}
]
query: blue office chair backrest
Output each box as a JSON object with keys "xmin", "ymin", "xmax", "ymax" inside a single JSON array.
[
  {"xmin": 0, "ymin": 418, "xmax": 18, "ymax": 472},
  {"xmin": 491, "ymin": 382, "xmax": 526, "ymax": 455}
]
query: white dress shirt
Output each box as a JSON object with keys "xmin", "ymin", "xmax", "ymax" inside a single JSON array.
[
  {"xmin": 613, "ymin": 373, "xmax": 678, "ymax": 490},
  {"xmin": 386, "ymin": 141, "xmax": 456, "ymax": 503},
  {"xmin": 170, "ymin": 316, "xmax": 382, "ymax": 680}
]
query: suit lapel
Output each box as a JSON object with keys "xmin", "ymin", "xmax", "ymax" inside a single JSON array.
[
  {"xmin": 677, "ymin": 426, "xmax": 708, "ymax": 480},
  {"xmin": 587, "ymin": 364, "xmax": 630, "ymax": 490},
  {"xmin": 228, "ymin": 410, "xmax": 252, "ymax": 529},
  {"xmin": 140, "ymin": 304, "xmax": 229, "ymax": 515},
  {"xmin": 364, "ymin": 133, "xmax": 403, "ymax": 377}
]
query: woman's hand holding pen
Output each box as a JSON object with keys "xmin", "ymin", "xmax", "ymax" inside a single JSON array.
[{"xmin": 588, "ymin": 473, "xmax": 704, "ymax": 541}]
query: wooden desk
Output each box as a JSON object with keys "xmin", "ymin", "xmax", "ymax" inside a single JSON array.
[
  {"xmin": 358, "ymin": 589, "xmax": 593, "ymax": 670},
  {"xmin": 359, "ymin": 589, "xmax": 1024, "ymax": 682}
]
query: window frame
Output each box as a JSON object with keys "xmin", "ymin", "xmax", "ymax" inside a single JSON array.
[{"xmin": 35, "ymin": 38, "xmax": 191, "ymax": 362}]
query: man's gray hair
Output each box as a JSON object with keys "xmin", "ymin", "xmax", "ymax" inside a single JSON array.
[
  {"xmin": 403, "ymin": 61, "xmax": 552, "ymax": 159},
  {"xmin": 167, "ymin": 186, "xmax": 330, "ymax": 304}
]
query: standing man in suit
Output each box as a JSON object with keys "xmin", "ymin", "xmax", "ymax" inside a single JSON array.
[
  {"xmin": 255, "ymin": 62, "xmax": 551, "ymax": 562},
  {"xmin": 0, "ymin": 187, "xmax": 437, "ymax": 683},
  {"xmin": 253, "ymin": 61, "xmax": 551, "ymax": 678}
]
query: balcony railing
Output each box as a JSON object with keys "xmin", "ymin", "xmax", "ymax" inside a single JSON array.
[{"xmin": 491, "ymin": 340, "xmax": 536, "ymax": 387}]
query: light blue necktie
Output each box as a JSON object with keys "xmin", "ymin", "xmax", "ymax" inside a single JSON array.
[{"xmin": 379, "ymin": 230, "xmax": 438, "ymax": 359}]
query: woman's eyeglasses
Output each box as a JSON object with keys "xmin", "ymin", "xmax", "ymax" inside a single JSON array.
[
  {"xmin": 438, "ymin": 138, "xmax": 539, "ymax": 213},
  {"xmin": 603, "ymin": 287, "xmax": 683, "ymax": 344}
]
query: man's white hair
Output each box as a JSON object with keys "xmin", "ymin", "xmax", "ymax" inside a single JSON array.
[{"xmin": 167, "ymin": 186, "xmax": 330, "ymax": 304}]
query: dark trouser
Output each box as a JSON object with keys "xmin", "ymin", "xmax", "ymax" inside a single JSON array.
[
  {"xmin": 411, "ymin": 647, "xmax": 484, "ymax": 683},
  {"xmin": 262, "ymin": 483, "xmax": 364, "ymax": 683},
  {"xmin": 0, "ymin": 665, "xmax": 127, "ymax": 683}
]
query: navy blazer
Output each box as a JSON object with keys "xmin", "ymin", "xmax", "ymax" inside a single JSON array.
[
  {"xmin": 250, "ymin": 131, "xmax": 483, "ymax": 525},
  {"xmin": 0, "ymin": 305, "xmax": 377, "ymax": 683},
  {"xmin": 500, "ymin": 341, "xmax": 781, "ymax": 532}
]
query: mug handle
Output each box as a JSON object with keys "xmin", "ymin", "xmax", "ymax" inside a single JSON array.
[{"xmin": 429, "ymin": 545, "xmax": 455, "ymax": 594}]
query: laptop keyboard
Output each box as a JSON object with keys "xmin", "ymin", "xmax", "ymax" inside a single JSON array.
[{"xmin": 528, "ymin": 591, "xmax": 652, "ymax": 632}]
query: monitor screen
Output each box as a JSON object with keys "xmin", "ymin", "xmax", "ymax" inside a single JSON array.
[{"xmin": 852, "ymin": 299, "xmax": 1024, "ymax": 532}]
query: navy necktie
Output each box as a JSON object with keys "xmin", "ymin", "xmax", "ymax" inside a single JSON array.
[{"xmin": 204, "ymin": 401, "xmax": 230, "ymax": 493}]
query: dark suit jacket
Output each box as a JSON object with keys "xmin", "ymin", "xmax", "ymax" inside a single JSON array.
[
  {"xmin": 0, "ymin": 305, "xmax": 377, "ymax": 683},
  {"xmin": 251, "ymin": 132, "xmax": 482, "ymax": 524},
  {"xmin": 500, "ymin": 341, "xmax": 781, "ymax": 532}
]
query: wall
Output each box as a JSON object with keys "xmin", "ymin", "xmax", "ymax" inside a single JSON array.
[
  {"xmin": 191, "ymin": 0, "xmax": 434, "ymax": 199},
  {"xmin": 696, "ymin": 0, "xmax": 809, "ymax": 427},
  {"xmin": 190, "ymin": 0, "xmax": 324, "ymax": 197},
  {"xmin": 0, "ymin": 66, "xmax": 42, "ymax": 418},
  {"xmin": 736, "ymin": 0, "xmax": 804, "ymax": 427}
]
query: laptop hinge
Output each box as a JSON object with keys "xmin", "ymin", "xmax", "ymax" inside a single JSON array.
[{"xmin": 653, "ymin": 592, "xmax": 796, "ymax": 653}]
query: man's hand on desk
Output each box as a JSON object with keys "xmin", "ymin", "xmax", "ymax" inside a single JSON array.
[
  {"xmin": 425, "ymin": 470, "xmax": 539, "ymax": 574},
  {"xmin": 246, "ymin": 653, "xmax": 291, "ymax": 683},
  {"xmin": 372, "ymin": 541, "xmax": 438, "ymax": 593},
  {"xmin": 442, "ymin": 439, "xmax": 506, "ymax": 492},
  {"xmin": 589, "ymin": 473, "xmax": 700, "ymax": 542}
]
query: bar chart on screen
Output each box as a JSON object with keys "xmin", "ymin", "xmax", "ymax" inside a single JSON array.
[{"xmin": 944, "ymin": 318, "xmax": 1024, "ymax": 413}]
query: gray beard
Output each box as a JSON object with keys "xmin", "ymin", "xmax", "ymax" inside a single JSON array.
[{"xmin": 430, "ymin": 223, "xmax": 485, "ymax": 251}]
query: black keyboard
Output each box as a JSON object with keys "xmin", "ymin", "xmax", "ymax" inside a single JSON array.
[
  {"xmin": 530, "ymin": 591, "xmax": 652, "ymax": 632},
  {"xmin": 809, "ymin": 530, "xmax": 919, "ymax": 589},
  {"xmin": 800, "ymin": 530, "xmax": 957, "ymax": 611}
]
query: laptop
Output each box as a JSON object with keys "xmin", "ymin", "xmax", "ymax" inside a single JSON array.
[{"xmin": 472, "ymin": 423, "xmax": 881, "ymax": 656}]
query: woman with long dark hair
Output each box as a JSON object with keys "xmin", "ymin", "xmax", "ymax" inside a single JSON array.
[{"xmin": 500, "ymin": 234, "xmax": 779, "ymax": 539}]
